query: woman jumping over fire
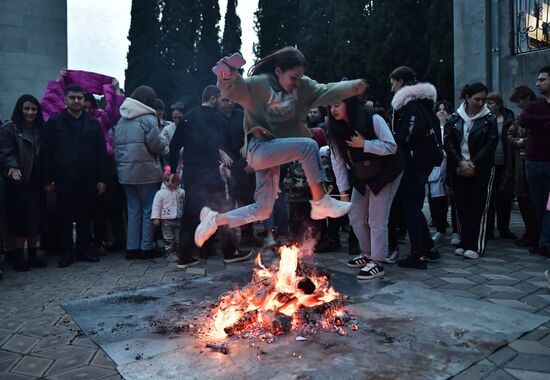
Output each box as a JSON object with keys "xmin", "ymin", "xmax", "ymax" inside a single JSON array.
[{"xmin": 194, "ymin": 47, "xmax": 366, "ymax": 247}]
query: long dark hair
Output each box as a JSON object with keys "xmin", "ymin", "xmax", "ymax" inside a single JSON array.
[
  {"xmin": 327, "ymin": 96, "xmax": 363, "ymax": 166},
  {"xmin": 248, "ymin": 46, "xmax": 306, "ymax": 76},
  {"xmin": 11, "ymin": 94, "xmax": 44, "ymax": 129}
]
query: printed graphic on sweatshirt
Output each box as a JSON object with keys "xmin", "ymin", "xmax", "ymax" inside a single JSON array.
[{"xmin": 265, "ymin": 88, "xmax": 297, "ymax": 123}]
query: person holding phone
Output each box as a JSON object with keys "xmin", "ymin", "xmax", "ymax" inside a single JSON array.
[{"xmin": 194, "ymin": 47, "xmax": 365, "ymax": 247}]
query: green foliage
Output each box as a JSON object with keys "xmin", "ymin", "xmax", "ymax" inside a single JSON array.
[
  {"xmin": 221, "ymin": 0, "xmax": 242, "ymax": 56},
  {"xmin": 125, "ymin": 0, "xmax": 162, "ymax": 95},
  {"xmin": 253, "ymin": 0, "xmax": 299, "ymax": 59},
  {"xmin": 253, "ymin": 0, "xmax": 454, "ymax": 106},
  {"xmin": 126, "ymin": 0, "xmax": 223, "ymax": 108},
  {"xmin": 194, "ymin": 0, "xmax": 222, "ymax": 97}
]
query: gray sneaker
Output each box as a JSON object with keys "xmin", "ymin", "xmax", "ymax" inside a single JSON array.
[{"xmin": 386, "ymin": 246, "xmax": 399, "ymax": 264}]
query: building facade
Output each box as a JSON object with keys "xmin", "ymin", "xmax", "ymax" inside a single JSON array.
[
  {"xmin": 0, "ymin": 0, "xmax": 67, "ymax": 120},
  {"xmin": 454, "ymin": 0, "xmax": 550, "ymax": 106}
]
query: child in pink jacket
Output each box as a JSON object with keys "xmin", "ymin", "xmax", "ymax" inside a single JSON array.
[{"xmin": 152, "ymin": 171, "xmax": 185, "ymax": 261}]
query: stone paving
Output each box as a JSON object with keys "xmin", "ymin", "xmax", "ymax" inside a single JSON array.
[{"xmin": 0, "ymin": 210, "xmax": 549, "ymax": 379}]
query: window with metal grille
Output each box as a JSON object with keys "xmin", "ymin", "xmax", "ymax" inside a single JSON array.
[{"xmin": 513, "ymin": 0, "xmax": 550, "ymax": 53}]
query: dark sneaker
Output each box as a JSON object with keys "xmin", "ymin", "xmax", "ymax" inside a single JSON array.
[
  {"xmin": 176, "ymin": 257, "xmax": 200, "ymax": 269},
  {"xmin": 58, "ymin": 258, "xmax": 73, "ymax": 268},
  {"xmin": 224, "ymin": 250, "xmax": 253, "ymax": 263},
  {"xmin": 140, "ymin": 249, "xmax": 164, "ymax": 260},
  {"xmin": 125, "ymin": 249, "xmax": 140, "ymax": 260},
  {"xmin": 398, "ymin": 255, "xmax": 427, "ymax": 269},
  {"xmin": 347, "ymin": 255, "xmax": 371, "ymax": 268},
  {"xmin": 421, "ymin": 247, "xmax": 441, "ymax": 262},
  {"xmin": 76, "ymin": 253, "xmax": 100, "ymax": 263},
  {"xmin": 357, "ymin": 262, "xmax": 385, "ymax": 281},
  {"xmin": 28, "ymin": 256, "xmax": 48, "ymax": 268}
]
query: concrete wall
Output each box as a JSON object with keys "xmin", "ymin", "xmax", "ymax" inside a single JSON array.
[
  {"xmin": 0, "ymin": 0, "xmax": 67, "ymax": 120},
  {"xmin": 454, "ymin": 0, "xmax": 550, "ymax": 109},
  {"xmin": 453, "ymin": 0, "xmax": 489, "ymax": 104}
]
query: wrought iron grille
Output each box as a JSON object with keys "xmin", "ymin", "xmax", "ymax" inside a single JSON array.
[{"xmin": 513, "ymin": 0, "xmax": 550, "ymax": 53}]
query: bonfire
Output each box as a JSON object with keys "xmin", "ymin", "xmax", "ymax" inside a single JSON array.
[{"xmin": 202, "ymin": 245, "xmax": 350, "ymax": 342}]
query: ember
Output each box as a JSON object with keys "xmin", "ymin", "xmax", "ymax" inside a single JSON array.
[{"xmin": 203, "ymin": 245, "xmax": 348, "ymax": 340}]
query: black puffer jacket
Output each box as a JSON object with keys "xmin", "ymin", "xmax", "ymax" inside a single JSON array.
[
  {"xmin": 391, "ymin": 82, "xmax": 442, "ymax": 169},
  {"xmin": 444, "ymin": 105, "xmax": 498, "ymax": 171}
]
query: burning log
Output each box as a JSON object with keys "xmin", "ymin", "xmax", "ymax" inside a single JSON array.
[
  {"xmin": 223, "ymin": 310, "xmax": 259, "ymax": 336},
  {"xmin": 299, "ymin": 299, "xmax": 345, "ymax": 323},
  {"xmin": 206, "ymin": 342, "xmax": 229, "ymax": 355},
  {"xmin": 261, "ymin": 311, "xmax": 293, "ymax": 335}
]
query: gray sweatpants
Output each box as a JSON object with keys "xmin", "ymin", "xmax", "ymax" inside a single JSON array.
[
  {"xmin": 349, "ymin": 173, "xmax": 403, "ymax": 262},
  {"xmin": 161, "ymin": 219, "xmax": 180, "ymax": 254}
]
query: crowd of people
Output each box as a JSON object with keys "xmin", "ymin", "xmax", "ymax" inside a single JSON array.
[{"xmin": 0, "ymin": 47, "xmax": 548, "ymax": 284}]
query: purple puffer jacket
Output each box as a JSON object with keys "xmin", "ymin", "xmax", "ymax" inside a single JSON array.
[{"xmin": 40, "ymin": 70, "xmax": 125, "ymax": 157}]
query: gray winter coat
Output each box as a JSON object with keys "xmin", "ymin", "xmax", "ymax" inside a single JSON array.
[{"xmin": 114, "ymin": 98, "xmax": 166, "ymax": 185}]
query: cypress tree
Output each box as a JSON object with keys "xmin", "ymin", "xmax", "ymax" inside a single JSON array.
[
  {"xmin": 221, "ymin": 0, "xmax": 242, "ymax": 56},
  {"xmin": 159, "ymin": 0, "xmax": 199, "ymax": 106},
  {"xmin": 125, "ymin": 0, "xmax": 162, "ymax": 94},
  {"xmin": 254, "ymin": 0, "xmax": 299, "ymax": 59},
  {"xmin": 194, "ymin": 0, "xmax": 221, "ymax": 97}
]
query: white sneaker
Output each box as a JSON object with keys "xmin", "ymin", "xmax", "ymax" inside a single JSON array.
[
  {"xmin": 432, "ymin": 232, "xmax": 444, "ymax": 243},
  {"xmin": 310, "ymin": 195, "xmax": 352, "ymax": 220},
  {"xmin": 386, "ymin": 246, "xmax": 399, "ymax": 264},
  {"xmin": 194, "ymin": 207, "xmax": 218, "ymax": 247},
  {"xmin": 356, "ymin": 262, "xmax": 384, "ymax": 281},
  {"xmin": 454, "ymin": 248, "xmax": 465, "ymax": 256},
  {"xmin": 450, "ymin": 233, "xmax": 461, "ymax": 246},
  {"xmin": 463, "ymin": 250, "xmax": 479, "ymax": 259}
]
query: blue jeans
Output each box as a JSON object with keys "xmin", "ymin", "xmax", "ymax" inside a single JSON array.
[
  {"xmin": 124, "ymin": 183, "xmax": 159, "ymax": 250},
  {"xmin": 225, "ymin": 137, "xmax": 325, "ymax": 228},
  {"xmin": 525, "ymin": 160, "xmax": 550, "ymax": 247}
]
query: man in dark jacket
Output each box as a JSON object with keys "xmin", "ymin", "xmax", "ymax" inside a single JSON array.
[
  {"xmin": 520, "ymin": 65, "xmax": 550, "ymax": 257},
  {"xmin": 41, "ymin": 84, "xmax": 109, "ymax": 267},
  {"xmin": 216, "ymin": 96, "xmax": 261, "ymax": 246},
  {"xmin": 169, "ymin": 86, "xmax": 252, "ymax": 268},
  {"xmin": 389, "ymin": 66, "xmax": 443, "ymax": 269}
]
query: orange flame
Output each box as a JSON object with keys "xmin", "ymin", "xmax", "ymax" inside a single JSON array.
[{"xmin": 207, "ymin": 245, "xmax": 341, "ymax": 340}]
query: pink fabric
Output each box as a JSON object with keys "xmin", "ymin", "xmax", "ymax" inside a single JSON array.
[
  {"xmin": 40, "ymin": 70, "xmax": 125, "ymax": 156},
  {"xmin": 547, "ymin": 193, "xmax": 550, "ymax": 211}
]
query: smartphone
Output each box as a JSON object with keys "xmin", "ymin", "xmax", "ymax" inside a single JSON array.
[{"xmin": 212, "ymin": 53, "xmax": 246, "ymax": 77}]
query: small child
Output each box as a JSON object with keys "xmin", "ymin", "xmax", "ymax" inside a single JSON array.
[{"xmin": 152, "ymin": 170, "xmax": 185, "ymax": 261}]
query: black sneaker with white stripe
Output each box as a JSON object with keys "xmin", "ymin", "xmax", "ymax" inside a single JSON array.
[
  {"xmin": 356, "ymin": 262, "xmax": 384, "ymax": 281},
  {"xmin": 347, "ymin": 255, "xmax": 371, "ymax": 268}
]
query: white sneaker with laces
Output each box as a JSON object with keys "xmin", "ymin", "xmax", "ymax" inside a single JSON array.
[
  {"xmin": 432, "ymin": 232, "xmax": 444, "ymax": 243},
  {"xmin": 450, "ymin": 233, "xmax": 461, "ymax": 246},
  {"xmin": 357, "ymin": 262, "xmax": 384, "ymax": 281},
  {"xmin": 463, "ymin": 250, "xmax": 479, "ymax": 259},
  {"xmin": 454, "ymin": 248, "xmax": 465, "ymax": 256},
  {"xmin": 194, "ymin": 207, "xmax": 219, "ymax": 247},
  {"xmin": 310, "ymin": 195, "xmax": 352, "ymax": 220},
  {"xmin": 347, "ymin": 255, "xmax": 371, "ymax": 268}
]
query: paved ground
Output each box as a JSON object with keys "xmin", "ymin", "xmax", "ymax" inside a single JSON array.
[{"xmin": 0, "ymin": 209, "xmax": 549, "ymax": 379}]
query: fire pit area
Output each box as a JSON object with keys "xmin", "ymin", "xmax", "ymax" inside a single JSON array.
[{"xmin": 62, "ymin": 246, "xmax": 548, "ymax": 379}]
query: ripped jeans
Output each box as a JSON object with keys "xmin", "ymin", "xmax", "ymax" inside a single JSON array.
[{"xmin": 224, "ymin": 137, "xmax": 325, "ymax": 228}]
